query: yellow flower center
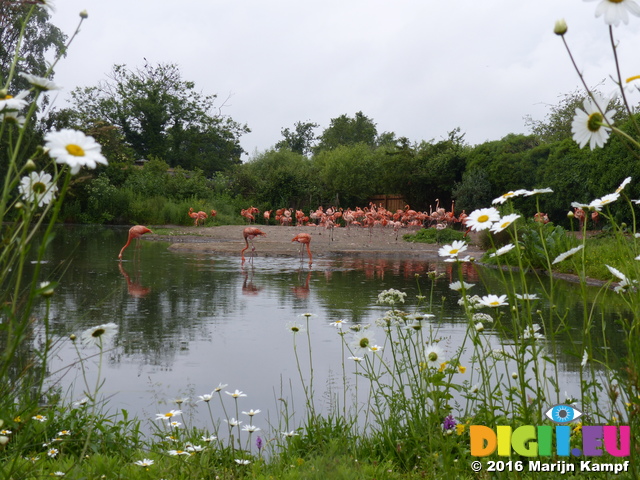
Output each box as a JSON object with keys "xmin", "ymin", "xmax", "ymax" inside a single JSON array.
[
  {"xmin": 66, "ymin": 144, "xmax": 85, "ymax": 157},
  {"xmin": 500, "ymin": 222, "xmax": 509, "ymax": 228},
  {"xmin": 477, "ymin": 215, "xmax": 489, "ymax": 223},
  {"xmin": 626, "ymin": 74, "xmax": 640, "ymax": 83},
  {"xmin": 489, "ymin": 301, "xmax": 500, "ymax": 306},
  {"xmin": 608, "ymin": 0, "xmax": 624, "ymax": 3},
  {"xmin": 587, "ymin": 112, "xmax": 603, "ymax": 132},
  {"xmin": 32, "ymin": 181, "xmax": 46, "ymax": 194},
  {"xmin": 450, "ymin": 249, "xmax": 459, "ymax": 254}
]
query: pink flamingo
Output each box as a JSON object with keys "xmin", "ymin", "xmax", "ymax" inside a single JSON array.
[
  {"xmin": 292, "ymin": 232, "xmax": 313, "ymax": 265},
  {"xmin": 188, "ymin": 207, "xmax": 200, "ymax": 226},
  {"xmin": 118, "ymin": 225, "xmax": 152, "ymax": 260},
  {"xmin": 242, "ymin": 227, "xmax": 267, "ymax": 264}
]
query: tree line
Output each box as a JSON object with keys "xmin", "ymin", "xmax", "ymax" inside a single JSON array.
[{"xmin": 3, "ymin": 7, "xmax": 640, "ymax": 227}]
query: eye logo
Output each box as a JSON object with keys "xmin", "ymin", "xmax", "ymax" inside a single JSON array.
[{"xmin": 545, "ymin": 404, "xmax": 582, "ymax": 423}]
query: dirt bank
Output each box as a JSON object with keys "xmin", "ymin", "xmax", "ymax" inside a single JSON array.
[{"xmin": 146, "ymin": 224, "xmax": 485, "ymax": 261}]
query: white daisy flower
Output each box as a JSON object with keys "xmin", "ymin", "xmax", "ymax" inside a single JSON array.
[
  {"xmin": 475, "ymin": 322, "xmax": 484, "ymax": 332},
  {"xmin": 1, "ymin": 111, "xmax": 26, "ymax": 127},
  {"xmin": 235, "ymin": 459, "xmax": 251, "ymax": 465},
  {"xmin": 607, "ymin": 265, "xmax": 637, "ymax": 293},
  {"xmin": 186, "ymin": 444, "xmax": 205, "ymax": 452},
  {"xmin": 515, "ymin": 293, "xmax": 540, "ymax": 301},
  {"xmin": 350, "ymin": 330, "xmax": 377, "ymax": 356},
  {"xmin": 466, "ymin": 207, "xmax": 501, "ymax": 231},
  {"xmin": 424, "ymin": 344, "xmax": 446, "ymax": 369},
  {"xmin": 80, "ymin": 322, "xmax": 118, "ymax": 347},
  {"xmin": 449, "ymin": 281, "xmax": 475, "ymax": 291},
  {"xmin": 32, "ymin": 415, "xmax": 47, "ymax": 422},
  {"xmin": 44, "ymin": 129, "xmax": 108, "ymax": 175},
  {"xmin": 571, "ymin": 202, "xmax": 590, "ymax": 210},
  {"xmin": 224, "ymin": 418, "xmax": 242, "ymax": 427},
  {"xmin": 438, "ymin": 240, "xmax": 468, "ymax": 258},
  {"xmin": 47, "ymin": 448, "xmax": 58, "ymax": 458},
  {"xmin": 590, "ymin": 192, "xmax": 620, "ymax": 211},
  {"xmin": 35, "ymin": 0, "xmax": 56, "ymax": 12},
  {"xmin": 242, "ymin": 409, "xmax": 261, "ymax": 416},
  {"xmin": 368, "ymin": 344, "xmax": 383, "ymax": 353},
  {"xmin": 348, "ymin": 356, "xmax": 364, "ymax": 362},
  {"xmin": 581, "ymin": 350, "xmax": 589, "ymax": 367},
  {"xmin": 523, "ymin": 188, "xmax": 554, "ymax": 196},
  {"xmin": 477, "ymin": 294, "xmax": 508, "ymax": 308},
  {"xmin": 0, "ymin": 90, "xmax": 29, "ymax": 112},
  {"xmin": 213, "ymin": 383, "xmax": 228, "ymax": 392},
  {"xmin": 282, "ymin": 430, "xmax": 299, "ymax": 437},
  {"xmin": 585, "ymin": 0, "xmax": 640, "ymax": 26},
  {"xmin": 242, "ymin": 425, "xmax": 260, "ymax": 433},
  {"xmin": 329, "ymin": 319, "xmax": 348, "ymax": 329},
  {"xmin": 616, "ymin": 176, "xmax": 632, "ymax": 193},
  {"xmin": 286, "ymin": 321, "xmax": 305, "ymax": 334},
  {"xmin": 522, "ymin": 323, "xmax": 545, "ymax": 341},
  {"xmin": 18, "ymin": 171, "xmax": 58, "ymax": 207},
  {"xmin": 490, "ymin": 244, "xmax": 516, "ymax": 258},
  {"xmin": 606, "ymin": 264, "xmax": 627, "ymax": 281},
  {"xmin": 168, "ymin": 449, "xmax": 190, "ymax": 456},
  {"xmin": 18, "ymin": 72, "xmax": 60, "ymax": 91},
  {"xmin": 552, "ymin": 245, "xmax": 584, "ymax": 264},
  {"xmin": 492, "ymin": 190, "xmax": 528, "ymax": 204},
  {"xmin": 201, "ymin": 435, "xmax": 216, "ymax": 442},
  {"xmin": 490, "ymin": 214, "xmax": 521, "ymax": 233},
  {"xmin": 571, "ymin": 93, "xmax": 616, "ymax": 150},
  {"xmin": 225, "ymin": 389, "xmax": 247, "ymax": 398},
  {"xmin": 134, "ymin": 458, "xmax": 154, "ymax": 467},
  {"xmin": 443, "ymin": 255, "xmax": 472, "ymax": 263},
  {"xmin": 197, "ymin": 392, "xmax": 214, "ymax": 403},
  {"xmin": 155, "ymin": 410, "xmax": 182, "ymax": 421}
]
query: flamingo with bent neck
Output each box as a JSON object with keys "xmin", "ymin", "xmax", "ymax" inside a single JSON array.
[
  {"xmin": 118, "ymin": 225, "xmax": 152, "ymax": 260},
  {"xmin": 241, "ymin": 227, "xmax": 267, "ymax": 264}
]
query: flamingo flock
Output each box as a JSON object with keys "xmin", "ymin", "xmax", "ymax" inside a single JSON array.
[{"xmin": 239, "ymin": 201, "xmax": 468, "ymax": 235}]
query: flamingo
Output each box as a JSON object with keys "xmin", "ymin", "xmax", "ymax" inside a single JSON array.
[
  {"xmin": 292, "ymin": 232, "xmax": 312, "ymax": 265},
  {"xmin": 188, "ymin": 207, "xmax": 200, "ymax": 226},
  {"xmin": 118, "ymin": 225, "xmax": 152, "ymax": 260},
  {"xmin": 242, "ymin": 227, "xmax": 267, "ymax": 264}
]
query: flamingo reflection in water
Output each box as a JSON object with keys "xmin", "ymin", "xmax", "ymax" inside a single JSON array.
[{"xmin": 118, "ymin": 262, "xmax": 151, "ymax": 298}]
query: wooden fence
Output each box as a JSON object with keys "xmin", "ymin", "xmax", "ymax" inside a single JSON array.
[{"xmin": 367, "ymin": 194, "xmax": 407, "ymax": 212}]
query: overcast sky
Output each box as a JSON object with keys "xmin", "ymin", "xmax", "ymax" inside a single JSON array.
[{"xmin": 48, "ymin": 0, "xmax": 640, "ymax": 160}]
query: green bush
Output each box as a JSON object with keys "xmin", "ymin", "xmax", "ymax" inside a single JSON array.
[{"xmin": 403, "ymin": 227, "xmax": 465, "ymax": 244}]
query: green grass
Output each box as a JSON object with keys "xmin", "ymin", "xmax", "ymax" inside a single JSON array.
[{"xmin": 403, "ymin": 227, "xmax": 466, "ymax": 244}]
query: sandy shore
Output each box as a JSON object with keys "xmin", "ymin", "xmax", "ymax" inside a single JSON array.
[{"xmin": 147, "ymin": 224, "xmax": 484, "ymax": 261}]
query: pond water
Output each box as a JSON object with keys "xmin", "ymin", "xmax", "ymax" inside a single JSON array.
[{"xmin": 25, "ymin": 226, "xmax": 629, "ymax": 435}]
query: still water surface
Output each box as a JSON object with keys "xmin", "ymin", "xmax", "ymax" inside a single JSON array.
[{"xmin": 27, "ymin": 226, "xmax": 628, "ymax": 433}]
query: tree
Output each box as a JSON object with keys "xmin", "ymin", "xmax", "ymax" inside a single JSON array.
[
  {"xmin": 275, "ymin": 121, "xmax": 318, "ymax": 156},
  {"xmin": 49, "ymin": 62, "xmax": 249, "ymax": 176},
  {"xmin": 0, "ymin": 1, "xmax": 66, "ymax": 91},
  {"xmin": 316, "ymin": 111, "xmax": 378, "ymax": 151}
]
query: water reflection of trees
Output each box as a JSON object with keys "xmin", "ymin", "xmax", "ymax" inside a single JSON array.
[{"xmin": 27, "ymin": 226, "xmax": 631, "ymax": 375}]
